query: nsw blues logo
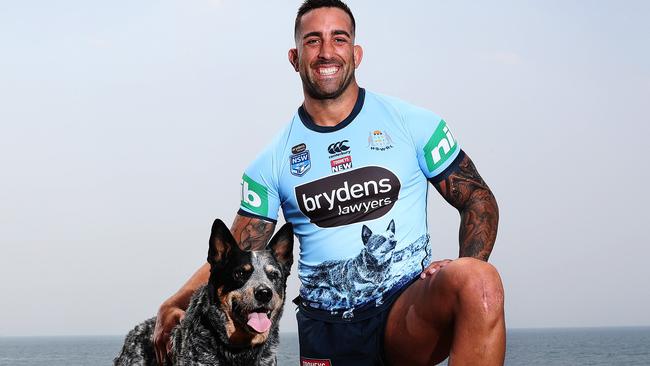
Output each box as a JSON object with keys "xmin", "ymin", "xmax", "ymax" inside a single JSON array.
[
  {"xmin": 368, "ymin": 130, "xmax": 394, "ymax": 151},
  {"xmin": 290, "ymin": 150, "xmax": 311, "ymax": 176}
]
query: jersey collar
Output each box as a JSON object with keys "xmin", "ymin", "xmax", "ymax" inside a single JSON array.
[{"xmin": 298, "ymin": 88, "xmax": 365, "ymax": 133}]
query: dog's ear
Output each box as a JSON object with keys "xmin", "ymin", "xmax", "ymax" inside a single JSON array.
[
  {"xmin": 208, "ymin": 219, "xmax": 239, "ymax": 266},
  {"xmin": 361, "ymin": 225, "xmax": 372, "ymax": 245},
  {"xmin": 268, "ymin": 222, "xmax": 294, "ymax": 272},
  {"xmin": 386, "ymin": 219, "xmax": 395, "ymax": 234}
]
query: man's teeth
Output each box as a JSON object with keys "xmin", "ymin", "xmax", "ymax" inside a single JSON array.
[{"xmin": 319, "ymin": 67, "xmax": 339, "ymax": 75}]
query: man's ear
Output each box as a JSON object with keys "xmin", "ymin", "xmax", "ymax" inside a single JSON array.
[
  {"xmin": 207, "ymin": 219, "xmax": 239, "ymax": 266},
  {"xmin": 353, "ymin": 44, "xmax": 363, "ymax": 69},
  {"xmin": 288, "ymin": 48, "xmax": 299, "ymax": 72}
]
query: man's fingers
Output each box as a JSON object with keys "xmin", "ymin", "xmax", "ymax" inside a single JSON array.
[
  {"xmin": 420, "ymin": 259, "xmax": 454, "ymax": 279},
  {"xmin": 155, "ymin": 343, "xmax": 164, "ymax": 365},
  {"xmin": 152, "ymin": 306, "xmax": 185, "ymax": 365},
  {"xmin": 420, "ymin": 264, "xmax": 440, "ymax": 279},
  {"xmin": 166, "ymin": 332, "xmax": 173, "ymax": 354},
  {"xmin": 154, "ymin": 332, "xmax": 168, "ymax": 364}
]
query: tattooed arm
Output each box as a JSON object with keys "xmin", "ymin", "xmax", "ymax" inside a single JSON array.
[
  {"xmin": 153, "ymin": 214, "xmax": 276, "ymax": 363},
  {"xmin": 434, "ymin": 152, "xmax": 499, "ymax": 261},
  {"xmin": 231, "ymin": 214, "xmax": 277, "ymax": 250}
]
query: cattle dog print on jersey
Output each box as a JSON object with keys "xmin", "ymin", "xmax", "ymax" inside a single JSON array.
[{"xmin": 299, "ymin": 220, "xmax": 431, "ymax": 309}]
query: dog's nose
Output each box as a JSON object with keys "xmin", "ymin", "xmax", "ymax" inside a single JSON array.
[{"xmin": 254, "ymin": 286, "xmax": 273, "ymax": 303}]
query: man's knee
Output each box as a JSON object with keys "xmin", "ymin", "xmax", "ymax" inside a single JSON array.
[{"xmin": 440, "ymin": 258, "xmax": 504, "ymax": 316}]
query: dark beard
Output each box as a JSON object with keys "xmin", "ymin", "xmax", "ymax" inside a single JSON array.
[{"xmin": 302, "ymin": 71, "xmax": 356, "ymax": 100}]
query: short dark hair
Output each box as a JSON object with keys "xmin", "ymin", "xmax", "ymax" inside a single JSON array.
[{"xmin": 294, "ymin": 0, "xmax": 356, "ymax": 38}]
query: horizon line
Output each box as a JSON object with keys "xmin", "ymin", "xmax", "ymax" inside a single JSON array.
[{"xmin": 2, "ymin": 325, "xmax": 650, "ymax": 338}]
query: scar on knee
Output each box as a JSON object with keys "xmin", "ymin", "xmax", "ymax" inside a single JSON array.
[
  {"xmin": 482, "ymin": 283, "xmax": 489, "ymax": 314},
  {"xmin": 479, "ymin": 278, "xmax": 504, "ymax": 315},
  {"xmin": 405, "ymin": 305, "xmax": 418, "ymax": 335}
]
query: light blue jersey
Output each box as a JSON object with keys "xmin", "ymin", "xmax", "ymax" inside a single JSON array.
[{"xmin": 239, "ymin": 89, "xmax": 463, "ymax": 310}]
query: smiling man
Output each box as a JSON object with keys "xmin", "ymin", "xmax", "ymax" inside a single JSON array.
[{"xmin": 154, "ymin": 1, "xmax": 505, "ymax": 365}]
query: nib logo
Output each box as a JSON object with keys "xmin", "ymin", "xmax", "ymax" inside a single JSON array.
[
  {"xmin": 423, "ymin": 120, "xmax": 458, "ymax": 172},
  {"xmin": 240, "ymin": 174, "xmax": 269, "ymax": 216}
]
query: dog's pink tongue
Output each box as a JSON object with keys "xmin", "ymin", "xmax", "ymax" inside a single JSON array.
[{"xmin": 247, "ymin": 312, "xmax": 271, "ymax": 333}]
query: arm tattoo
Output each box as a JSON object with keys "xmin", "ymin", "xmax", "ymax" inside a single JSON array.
[
  {"xmin": 434, "ymin": 154, "xmax": 499, "ymax": 261},
  {"xmin": 231, "ymin": 216, "xmax": 276, "ymax": 251}
]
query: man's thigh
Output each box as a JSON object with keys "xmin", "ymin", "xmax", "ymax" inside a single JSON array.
[{"xmin": 383, "ymin": 263, "xmax": 459, "ymax": 366}]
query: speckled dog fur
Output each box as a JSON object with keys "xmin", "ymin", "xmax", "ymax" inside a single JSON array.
[{"xmin": 114, "ymin": 219, "xmax": 293, "ymax": 366}]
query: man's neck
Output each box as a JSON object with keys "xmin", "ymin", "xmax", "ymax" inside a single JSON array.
[{"xmin": 302, "ymin": 84, "xmax": 360, "ymax": 127}]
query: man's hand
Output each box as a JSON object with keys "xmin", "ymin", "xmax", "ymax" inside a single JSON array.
[
  {"xmin": 153, "ymin": 304, "xmax": 185, "ymax": 365},
  {"xmin": 420, "ymin": 259, "xmax": 452, "ymax": 279}
]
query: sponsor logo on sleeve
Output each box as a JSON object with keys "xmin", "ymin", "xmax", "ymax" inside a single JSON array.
[
  {"xmin": 240, "ymin": 174, "xmax": 269, "ymax": 216},
  {"xmin": 290, "ymin": 150, "xmax": 311, "ymax": 177},
  {"xmin": 423, "ymin": 120, "xmax": 458, "ymax": 172},
  {"xmin": 368, "ymin": 130, "xmax": 394, "ymax": 151},
  {"xmin": 294, "ymin": 166, "xmax": 401, "ymax": 228},
  {"xmin": 301, "ymin": 358, "xmax": 332, "ymax": 366}
]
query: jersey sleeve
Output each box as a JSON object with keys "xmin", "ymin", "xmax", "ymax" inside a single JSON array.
[
  {"xmin": 238, "ymin": 136, "xmax": 284, "ymax": 223},
  {"xmin": 401, "ymin": 104, "xmax": 463, "ymax": 183}
]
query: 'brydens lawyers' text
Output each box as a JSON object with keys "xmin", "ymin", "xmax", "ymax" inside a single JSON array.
[{"xmin": 295, "ymin": 166, "xmax": 401, "ymax": 228}]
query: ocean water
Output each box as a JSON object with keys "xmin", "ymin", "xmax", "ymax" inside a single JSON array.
[{"xmin": 1, "ymin": 327, "xmax": 649, "ymax": 365}]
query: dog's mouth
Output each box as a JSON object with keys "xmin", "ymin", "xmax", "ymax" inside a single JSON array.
[
  {"xmin": 232, "ymin": 303, "xmax": 273, "ymax": 334},
  {"xmin": 246, "ymin": 309, "xmax": 272, "ymax": 333}
]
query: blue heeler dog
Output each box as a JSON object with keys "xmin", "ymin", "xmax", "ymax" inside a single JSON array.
[
  {"xmin": 301, "ymin": 220, "xmax": 397, "ymax": 308},
  {"xmin": 113, "ymin": 219, "xmax": 293, "ymax": 365}
]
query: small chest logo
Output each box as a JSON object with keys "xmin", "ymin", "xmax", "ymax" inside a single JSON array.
[
  {"xmin": 292, "ymin": 143, "xmax": 307, "ymax": 154},
  {"xmin": 330, "ymin": 155, "xmax": 352, "ymax": 173},
  {"xmin": 368, "ymin": 130, "xmax": 394, "ymax": 151},
  {"xmin": 301, "ymin": 357, "xmax": 332, "ymax": 366},
  {"xmin": 290, "ymin": 150, "xmax": 311, "ymax": 176},
  {"xmin": 328, "ymin": 140, "xmax": 350, "ymax": 155},
  {"xmin": 327, "ymin": 139, "xmax": 352, "ymax": 173}
]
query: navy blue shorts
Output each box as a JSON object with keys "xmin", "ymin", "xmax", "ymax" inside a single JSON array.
[{"xmin": 294, "ymin": 278, "xmax": 416, "ymax": 366}]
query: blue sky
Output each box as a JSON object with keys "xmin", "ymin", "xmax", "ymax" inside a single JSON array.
[{"xmin": 1, "ymin": 0, "xmax": 649, "ymax": 336}]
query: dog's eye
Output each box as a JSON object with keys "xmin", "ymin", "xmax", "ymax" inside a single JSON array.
[
  {"xmin": 233, "ymin": 269, "xmax": 245, "ymax": 280},
  {"xmin": 267, "ymin": 271, "xmax": 280, "ymax": 281}
]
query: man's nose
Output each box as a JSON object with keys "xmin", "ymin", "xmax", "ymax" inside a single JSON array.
[{"xmin": 318, "ymin": 39, "xmax": 335, "ymax": 59}]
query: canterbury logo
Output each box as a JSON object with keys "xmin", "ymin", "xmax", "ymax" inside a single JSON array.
[{"xmin": 328, "ymin": 140, "xmax": 350, "ymax": 154}]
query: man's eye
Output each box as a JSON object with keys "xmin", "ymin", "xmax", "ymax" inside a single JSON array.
[
  {"xmin": 306, "ymin": 39, "xmax": 319, "ymax": 45},
  {"xmin": 335, "ymin": 38, "xmax": 347, "ymax": 43}
]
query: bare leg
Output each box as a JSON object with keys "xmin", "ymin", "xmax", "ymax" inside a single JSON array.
[{"xmin": 384, "ymin": 258, "xmax": 505, "ymax": 366}]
